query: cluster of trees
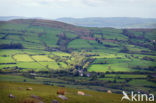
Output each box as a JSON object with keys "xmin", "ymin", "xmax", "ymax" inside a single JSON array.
[
  {"xmin": 22, "ymin": 72, "xmax": 36, "ymax": 79},
  {"xmin": 56, "ymin": 32, "xmax": 79, "ymax": 52},
  {"xmin": 120, "ymin": 46, "xmax": 129, "ymax": 53},
  {"xmin": 122, "ymin": 29, "xmax": 156, "ymax": 51},
  {"xmin": 43, "ymin": 70, "xmax": 130, "ymax": 90},
  {"xmin": 67, "ymin": 51, "xmax": 92, "ymax": 70},
  {"xmin": 132, "ymin": 66, "xmax": 155, "ymax": 71},
  {"xmin": 122, "ymin": 29, "xmax": 145, "ymax": 39},
  {"xmin": 142, "ymin": 56, "xmax": 155, "ymax": 61},
  {"xmin": 95, "ymin": 38, "xmax": 103, "ymax": 44},
  {"xmin": 0, "ymin": 43, "xmax": 23, "ymax": 49}
]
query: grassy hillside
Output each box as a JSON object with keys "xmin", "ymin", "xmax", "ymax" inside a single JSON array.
[
  {"xmin": 0, "ymin": 19, "xmax": 156, "ymax": 73},
  {"xmin": 0, "ymin": 81, "xmax": 150, "ymax": 103},
  {"xmin": 0, "ymin": 19, "xmax": 156, "ymax": 100}
]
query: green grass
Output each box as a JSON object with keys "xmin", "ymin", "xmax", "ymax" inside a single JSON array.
[
  {"xmin": 0, "ymin": 49, "xmax": 155, "ymax": 73},
  {"xmin": 145, "ymin": 31, "xmax": 156, "ymax": 40},
  {"xmin": 13, "ymin": 54, "xmax": 33, "ymax": 62},
  {"xmin": 88, "ymin": 58, "xmax": 156, "ymax": 72},
  {"xmin": 99, "ymin": 28, "xmax": 128, "ymax": 40},
  {"xmin": 52, "ymin": 52, "xmax": 70, "ymax": 57},
  {"xmin": 105, "ymin": 74, "xmax": 147, "ymax": 78},
  {"xmin": 0, "ymin": 74, "xmax": 62, "ymax": 84},
  {"xmin": 0, "ymin": 56, "xmax": 15, "ymax": 63},
  {"xmin": 0, "ymin": 81, "xmax": 131, "ymax": 103},
  {"xmin": 88, "ymin": 63, "xmax": 133, "ymax": 72},
  {"xmin": 128, "ymin": 59, "xmax": 156, "ymax": 68},
  {"xmin": 32, "ymin": 55, "xmax": 54, "ymax": 62},
  {"xmin": 21, "ymin": 42, "xmax": 45, "ymax": 50},
  {"xmin": 94, "ymin": 34, "xmax": 102, "ymax": 38},
  {"xmin": 92, "ymin": 53, "xmax": 125, "ymax": 58},
  {"xmin": 0, "ymin": 23, "xmax": 29, "ymax": 30},
  {"xmin": 0, "ymin": 39, "xmax": 12, "ymax": 44},
  {"xmin": 0, "ymin": 21, "xmax": 156, "ymax": 74},
  {"xmin": 68, "ymin": 39, "xmax": 93, "ymax": 49},
  {"xmin": 89, "ymin": 52, "xmax": 156, "ymax": 72},
  {"xmin": 0, "ymin": 50, "xmax": 69, "ymax": 71},
  {"xmin": 88, "ymin": 64, "xmax": 111, "ymax": 72},
  {"xmin": 22, "ymin": 49, "xmax": 50, "ymax": 55},
  {"xmin": 16, "ymin": 62, "xmax": 45, "ymax": 71},
  {"xmin": 0, "ymin": 20, "xmax": 155, "ymax": 102},
  {"xmin": 128, "ymin": 79, "xmax": 156, "ymax": 87},
  {"xmin": 126, "ymin": 45, "xmax": 151, "ymax": 52},
  {"xmin": 0, "ymin": 49, "xmax": 23, "ymax": 56},
  {"xmin": 0, "ymin": 64, "xmax": 17, "ymax": 69},
  {"xmin": 39, "ymin": 62, "xmax": 59, "ymax": 70},
  {"xmin": 102, "ymin": 41, "xmax": 120, "ymax": 47},
  {"xmin": 99, "ymin": 77, "xmax": 125, "ymax": 82},
  {"xmin": 0, "ymin": 75, "xmax": 35, "ymax": 82},
  {"xmin": 66, "ymin": 33, "xmax": 77, "ymax": 39},
  {"xmin": 6, "ymin": 35, "xmax": 22, "ymax": 41},
  {"xmin": 93, "ymin": 58, "xmax": 130, "ymax": 64},
  {"xmin": 23, "ymin": 34, "xmax": 41, "ymax": 43},
  {"xmin": 60, "ymin": 62, "xmax": 67, "ymax": 68},
  {"xmin": 40, "ymin": 30, "xmax": 60, "ymax": 47}
]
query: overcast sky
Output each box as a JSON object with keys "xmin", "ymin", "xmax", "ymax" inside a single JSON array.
[{"xmin": 0, "ymin": 0, "xmax": 156, "ymax": 19}]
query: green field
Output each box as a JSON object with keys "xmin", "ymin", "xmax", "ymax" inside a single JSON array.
[
  {"xmin": 0, "ymin": 21, "xmax": 156, "ymax": 72},
  {"xmin": 0, "ymin": 56, "xmax": 15, "ymax": 63},
  {"xmin": 105, "ymin": 74, "xmax": 147, "ymax": 78},
  {"xmin": 128, "ymin": 79, "xmax": 156, "ymax": 87},
  {"xmin": 0, "ymin": 19, "xmax": 156, "ymax": 102},
  {"xmin": 13, "ymin": 54, "xmax": 33, "ymax": 62},
  {"xmin": 68, "ymin": 39, "xmax": 93, "ymax": 49},
  {"xmin": 32, "ymin": 55, "xmax": 53, "ymax": 62},
  {"xmin": 88, "ymin": 63, "xmax": 133, "ymax": 72},
  {"xmin": 0, "ymin": 50, "xmax": 70, "ymax": 71},
  {"xmin": 0, "ymin": 81, "xmax": 127, "ymax": 103}
]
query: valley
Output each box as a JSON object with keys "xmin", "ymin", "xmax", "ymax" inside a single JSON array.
[{"xmin": 0, "ymin": 19, "xmax": 156, "ymax": 103}]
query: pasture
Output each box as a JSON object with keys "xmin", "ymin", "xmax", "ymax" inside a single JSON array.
[
  {"xmin": 0, "ymin": 19, "xmax": 156, "ymax": 101},
  {"xmin": 13, "ymin": 54, "xmax": 33, "ymax": 62},
  {"xmin": 88, "ymin": 52, "xmax": 156, "ymax": 72},
  {"xmin": 68, "ymin": 39, "xmax": 93, "ymax": 49},
  {"xmin": 0, "ymin": 49, "xmax": 156, "ymax": 73},
  {"xmin": 0, "ymin": 49, "xmax": 70, "ymax": 71},
  {"xmin": 0, "ymin": 81, "xmax": 127, "ymax": 103},
  {"xmin": 105, "ymin": 74, "xmax": 147, "ymax": 78},
  {"xmin": 32, "ymin": 55, "xmax": 54, "ymax": 62}
]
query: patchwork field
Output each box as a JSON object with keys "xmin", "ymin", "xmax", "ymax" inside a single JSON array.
[
  {"xmin": 13, "ymin": 54, "xmax": 33, "ymax": 62},
  {"xmin": 0, "ymin": 49, "xmax": 70, "ymax": 71},
  {"xmin": 0, "ymin": 48, "xmax": 156, "ymax": 73},
  {"xmin": 0, "ymin": 19, "xmax": 156, "ymax": 102},
  {"xmin": 88, "ymin": 53, "xmax": 156, "ymax": 72}
]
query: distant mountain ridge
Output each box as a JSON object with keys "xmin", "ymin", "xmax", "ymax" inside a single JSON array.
[
  {"xmin": 56, "ymin": 17, "xmax": 156, "ymax": 28},
  {"xmin": 0, "ymin": 16, "xmax": 28, "ymax": 21},
  {"xmin": 0, "ymin": 16, "xmax": 44, "ymax": 21},
  {"xmin": 1, "ymin": 16, "xmax": 156, "ymax": 28}
]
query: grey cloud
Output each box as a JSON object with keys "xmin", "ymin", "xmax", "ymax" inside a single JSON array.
[{"xmin": 0, "ymin": 0, "xmax": 156, "ymax": 18}]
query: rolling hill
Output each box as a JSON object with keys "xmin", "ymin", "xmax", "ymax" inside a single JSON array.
[
  {"xmin": 0, "ymin": 81, "xmax": 126, "ymax": 103},
  {"xmin": 0, "ymin": 19, "xmax": 156, "ymax": 71},
  {"xmin": 0, "ymin": 19, "xmax": 156, "ymax": 100}
]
